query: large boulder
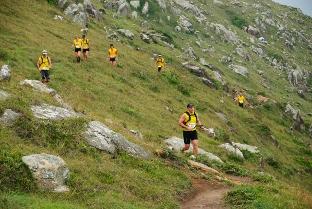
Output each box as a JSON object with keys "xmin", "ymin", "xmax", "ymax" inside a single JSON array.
[
  {"xmin": 182, "ymin": 63, "xmax": 205, "ymax": 77},
  {"xmin": 178, "ymin": 15, "xmax": 193, "ymax": 33},
  {"xmin": 165, "ymin": 137, "xmax": 223, "ymax": 163},
  {"xmin": 117, "ymin": 29, "xmax": 134, "ymax": 40},
  {"xmin": 287, "ymin": 69, "xmax": 307, "ymax": 87},
  {"xmin": 210, "ymin": 23, "xmax": 240, "ymax": 44},
  {"xmin": 64, "ymin": 3, "xmax": 88, "ymax": 26},
  {"xmin": 0, "ymin": 65, "xmax": 11, "ymax": 81},
  {"xmin": 219, "ymin": 143, "xmax": 244, "ymax": 159},
  {"xmin": 0, "ymin": 90, "xmax": 10, "ymax": 101},
  {"xmin": 31, "ymin": 104, "xmax": 81, "ymax": 120},
  {"xmin": 0, "ymin": 109, "xmax": 21, "ymax": 126},
  {"xmin": 229, "ymin": 64, "xmax": 249, "ymax": 77},
  {"xmin": 84, "ymin": 121, "xmax": 151, "ymax": 159},
  {"xmin": 22, "ymin": 154, "xmax": 69, "ymax": 192}
]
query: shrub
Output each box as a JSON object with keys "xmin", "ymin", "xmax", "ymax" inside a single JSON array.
[
  {"xmin": 177, "ymin": 85, "xmax": 190, "ymax": 96},
  {"xmin": 226, "ymin": 10, "xmax": 248, "ymax": 29},
  {"xmin": 226, "ymin": 186, "xmax": 260, "ymax": 207}
]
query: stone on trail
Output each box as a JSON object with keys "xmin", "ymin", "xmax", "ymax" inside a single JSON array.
[
  {"xmin": 22, "ymin": 153, "xmax": 70, "ymax": 192},
  {"xmin": 31, "ymin": 104, "xmax": 81, "ymax": 120},
  {"xmin": 188, "ymin": 160, "xmax": 221, "ymax": 175},
  {"xmin": 165, "ymin": 137, "xmax": 223, "ymax": 163},
  {"xmin": 84, "ymin": 121, "xmax": 151, "ymax": 159},
  {"xmin": 229, "ymin": 64, "xmax": 249, "ymax": 77}
]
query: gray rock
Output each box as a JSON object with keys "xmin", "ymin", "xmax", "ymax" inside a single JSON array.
[
  {"xmin": 213, "ymin": 71, "xmax": 226, "ymax": 85},
  {"xmin": 199, "ymin": 58, "xmax": 209, "ymax": 67},
  {"xmin": 117, "ymin": 29, "xmax": 134, "ymax": 40},
  {"xmin": 129, "ymin": 130, "xmax": 143, "ymax": 140},
  {"xmin": 202, "ymin": 127, "xmax": 216, "ymax": 137},
  {"xmin": 202, "ymin": 77, "xmax": 216, "ymax": 89},
  {"xmin": 117, "ymin": 1, "xmax": 131, "ymax": 16},
  {"xmin": 229, "ymin": 64, "xmax": 249, "ymax": 77},
  {"xmin": 57, "ymin": 0, "xmax": 69, "ymax": 9},
  {"xmin": 285, "ymin": 104, "xmax": 305, "ymax": 131},
  {"xmin": 20, "ymin": 80, "xmax": 56, "ymax": 95},
  {"xmin": 84, "ymin": 121, "xmax": 151, "ymax": 159},
  {"xmin": 235, "ymin": 47, "xmax": 251, "ymax": 61},
  {"xmin": 165, "ymin": 137, "xmax": 223, "ymax": 163},
  {"xmin": 0, "ymin": 65, "xmax": 11, "ymax": 81},
  {"xmin": 22, "ymin": 153, "xmax": 69, "ymax": 192},
  {"xmin": 252, "ymin": 46, "xmax": 264, "ymax": 57},
  {"xmin": 156, "ymin": 0, "xmax": 166, "ymax": 9},
  {"xmin": 140, "ymin": 33, "xmax": 151, "ymax": 43},
  {"xmin": 0, "ymin": 90, "xmax": 9, "ymax": 101},
  {"xmin": 142, "ymin": 1, "xmax": 149, "ymax": 15},
  {"xmin": 232, "ymin": 142, "xmax": 259, "ymax": 153},
  {"xmin": 245, "ymin": 25, "xmax": 260, "ymax": 36},
  {"xmin": 219, "ymin": 143, "xmax": 244, "ymax": 159},
  {"xmin": 175, "ymin": 26, "xmax": 182, "ymax": 32},
  {"xmin": 83, "ymin": 0, "xmax": 102, "ymax": 20},
  {"xmin": 64, "ymin": 3, "xmax": 87, "ymax": 26},
  {"xmin": 178, "ymin": 15, "xmax": 193, "ymax": 33},
  {"xmin": 31, "ymin": 104, "xmax": 81, "ymax": 120},
  {"xmin": 130, "ymin": 1, "xmax": 140, "ymax": 9},
  {"xmin": 0, "ymin": 109, "xmax": 21, "ymax": 126},
  {"xmin": 287, "ymin": 69, "xmax": 305, "ymax": 87},
  {"xmin": 131, "ymin": 11, "xmax": 138, "ymax": 19},
  {"xmin": 183, "ymin": 47, "xmax": 196, "ymax": 60},
  {"xmin": 210, "ymin": 23, "xmax": 240, "ymax": 44},
  {"xmin": 182, "ymin": 62, "xmax": 205, "ymax": 77},
  {"xmin": 213, "ymin": 0, "xmax": 224, "ymax": 5},
  {"xmin": 173, "ymin": 0, "xmax": 206, "ymax": 22}
]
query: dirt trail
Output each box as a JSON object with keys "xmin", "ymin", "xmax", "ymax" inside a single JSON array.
[{"xmin": 181, "ymin": 175, "xmax": 251, "ymax": 209}]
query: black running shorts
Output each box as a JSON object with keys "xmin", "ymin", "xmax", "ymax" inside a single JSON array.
[
  {"xmin": 83, "ymin": 48, "xmax": 90, "ymax": 52},
  {"xmin": 74, "ymin": 48, "xmax": 81, "ymax": 52},
  {"xmin": 183, "ymin": 130, "xmax": 198, "ymax": 144},
  {"xmin": 110, "ymin": 57, "xmax": 116, "ymax": 62}
]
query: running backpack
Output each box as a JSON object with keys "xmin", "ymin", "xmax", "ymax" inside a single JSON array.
[{"xmin": 184, "ymin": 111, "xmax": 197, "ymax": 124}]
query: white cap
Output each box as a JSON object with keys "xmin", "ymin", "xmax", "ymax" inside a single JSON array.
[{"xmin": 42, "ymin": 50, "xmax": 48, "ymax": 54}]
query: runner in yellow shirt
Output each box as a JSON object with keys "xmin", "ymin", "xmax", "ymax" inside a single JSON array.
[
  {"xmin": 108, "ymin": 44, "xmax": 118, "ymax": 66},
  {"xmin": 73, "ymin": 35, "xmax": 82, "ymax": 63},
  {"xmin": 155, "ymin": 55, "xmax": 165, "ymax": 72}
]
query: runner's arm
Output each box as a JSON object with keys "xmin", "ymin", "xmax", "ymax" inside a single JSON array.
[{"xmin": 179, "ymin": 114, "xmax": 188, "ymax": 129}]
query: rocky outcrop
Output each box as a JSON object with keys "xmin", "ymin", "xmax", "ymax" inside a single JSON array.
[
  {"xmin": 142, "ymin": 2, "xmax": 149, "ymax": 15},
  {"xmin": 235, "ymin": 47, "xmax": 251, "ymax": 61},
  {"xmin": 31, "ymin": 104, "xmax": 81, "ymax": 120},
  {"xmin": 117, "ymin": 1, "xmax": 131, "ymax": 16},
  {"xmin": 0, "ymin": 109, "xmax": 21, "ymax": 126},
  {"xmin": 210, "ymin": 23, "xmax": 240, "ymax": 44},
  {"xmin": 229, "ymin": 64, "xmax": 249, "ymax": 77},
  {"xmin": 20, "ymin": 80, "xmax": 73, "ymax": 110},
  {"xmin": 130, "ymin": 1, "xmax": 140, "ymax": 9},
  {"xmin": 285, "ymin": 104, "xmax": 305, "ymax": 131},
  {"xmin": 0, "ymin": 65, "xmax": 10, "ymax": 81},
  {"xmin": 177, "ymin": 15, "xmax": 193, "ymax": 33},
  {"xmin": 173, "ymin": 0, "xmax": 206, "ymax": 22},
  {"xmin": 245, "ymin": 25, "xmax": 260, "ymax": 36},
  {"xmin": 0, "ymin": 90, "xmax": 10, "ymax": 101},
  {"xmin": 165, "ymin": 137, "xmax": 223, "ymax": 163},
  {"xmin": 183, "ymin": 47, "xmax": 197, "ymax": 60},
  {"xmin": 22, "ymin": 154, "xmax": 69, "ymax": 192},
  {"xmin": 59, "ymin": 0, "xmax": 102, "ymax": 25},
  {"xmin": 20, "ymin": 80, "xmax": 56, "ymax": 95},
  {"xmin": 156, "ymin": 0, "xmax": 166, "ymax": 9},
  {"xmin": 117, "ymin": 29, "xmax": 134, "ymax": 40},
  {"xmin": 84, "ymin": 121, "xmax": 151, "ymax": 159}
]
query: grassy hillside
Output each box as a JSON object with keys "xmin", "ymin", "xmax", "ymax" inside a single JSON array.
[{"xmin": 0, "ymin": 0, "xmax": 312, "ymax": 208}]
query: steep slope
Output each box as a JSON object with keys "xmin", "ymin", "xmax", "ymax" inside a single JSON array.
[{"xmin": 0, "ymin": 0, "xmax": 312, "ymax": 208}]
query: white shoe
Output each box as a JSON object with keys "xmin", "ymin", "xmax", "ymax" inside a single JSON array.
[{"xmin": 190, "ymin": 155, "xmax": 196, "ymax": 160}]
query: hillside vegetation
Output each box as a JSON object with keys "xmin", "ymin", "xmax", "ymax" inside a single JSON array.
[{"xmin": 0, "ymin": 0, "xmax": 312, "ymax": 208}]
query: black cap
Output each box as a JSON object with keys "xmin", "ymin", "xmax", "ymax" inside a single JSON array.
[{"xmin": 187, "ymin": 103, "xmax": 194, "ymax": 108}]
